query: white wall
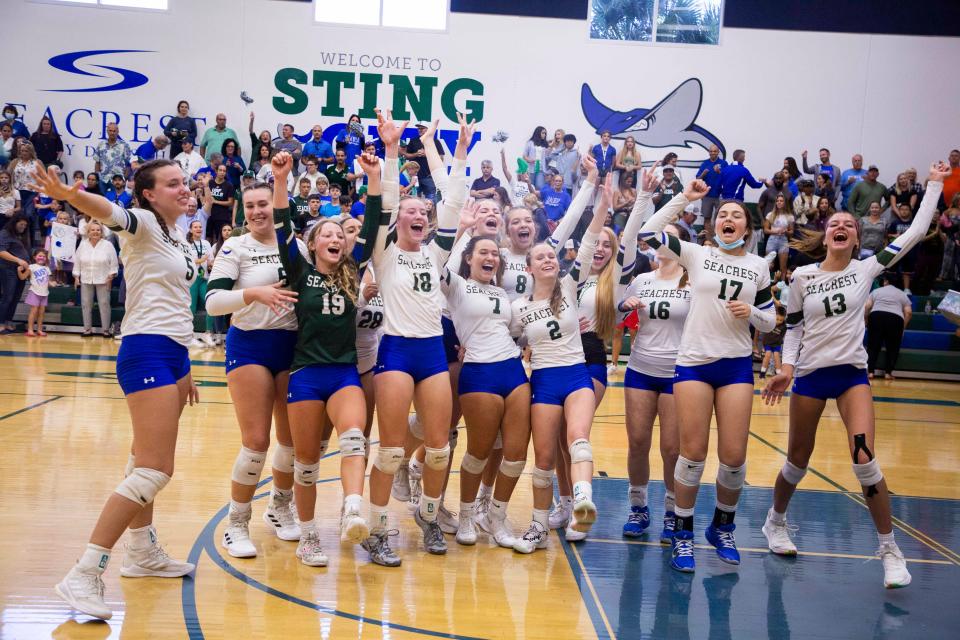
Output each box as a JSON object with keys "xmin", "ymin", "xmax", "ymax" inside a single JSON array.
[{"xmin": 7, "ymin": 0, "xmax": 959, "ymax": 196}]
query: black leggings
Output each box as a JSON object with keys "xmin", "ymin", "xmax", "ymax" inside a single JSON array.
[{"xmin": 866, "ymin": 311, "xmax": 905, "ymax": 373}]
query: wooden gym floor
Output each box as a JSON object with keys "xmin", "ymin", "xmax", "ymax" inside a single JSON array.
[{"xmin": 0, "ymin": 335, "xmax": 958, "ymax": 639}]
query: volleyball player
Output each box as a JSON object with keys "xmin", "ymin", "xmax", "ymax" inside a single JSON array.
[
  {"xmin": 33, "ymin": 161, "xmax": 197, "ymax": 620},
  {"xmin": 366, "ymin": 112, "xmax": 471, "ymax": 560},
  {"xmin": 204, "ymin": 181, "xmax": 302, "ymax": 558},
  {"xmin": 270, "ymin": 146, "xmax": 385, "ymax": 566},
  {"xmin": 617, "ymin": 173, "xmax": 691, "ymax": 542},
  {"xmin": 760, "ymin": 161, "xmax": 949, "ymax": 589},
  {"xmin": 356, "ymin": 268, "xmax": 384, "ymax": 453},
  {"xmin": 638, "ymin": 177, "xmax": 777, "ymax": 573},
  {"xmin": 510, "ymin": 178, "xmax": 609, "ymax": 553}
]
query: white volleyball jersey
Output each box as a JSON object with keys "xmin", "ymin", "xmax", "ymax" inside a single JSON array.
[
  {"xmin": 106, "ymin": 204, "xmax": 195, "ymax": 347},
  {"xmin": 205, "ymin": 233, "xmax": 300, "ymax": 332},
  {"xmin": 639, "ymin": 193, "xmax": 776, "ymax": 365},
  {"xmin": 510, "ymin": 230, "xmax": 599, "ymax": 370},
  {"xmin": 623, "ymin": 273, "xmax": 691, "ymax": 378},
  {"xmin": 443, "ymin": 270, "xmax": 519, "ymax": 363},
  {"xmin": 356, "ymin": 291, "xmax": 385, "ymax": 354},
  {"xmin": 500, "ymin": 249, "xmax": 531, "ymax": 301},
  {"xmin": 784, "ymin": 181, "xmax": 942, "ymax": 377}
]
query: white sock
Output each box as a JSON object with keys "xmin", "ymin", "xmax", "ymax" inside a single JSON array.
[
  {"xmin": 489, "ymin": 498, "xmax": 508, "ymax": 521},
  {"xmin": 459, "ymin": 501, "xmax": 476, "ymax": 518},
  {"xmin": 478, "ymin": 482, "xmax": 493, "ymax": 499},
  {"xmin": 343, "ymin": 493, "xmax": 362, "ymax": 515},
  {"xmin": 370, "ymin": 504, "xmax": 389, "ymax": 533},
  {"xmin": 128, "ymin": 525, "xmax": 154, "ymax": 549},
  {"xmin": 717, "ymin": 500, "xmax": 737, "ymax": 513},
  {"xmin": 300, "ymin": 518, "xmax": 318, "ymax": 536},
  {"xmin": 560, "ymin": 495, "xmax": 573, "ymax": 508},
  {"xmin": 664, "ymin": 490, "xmax": 676, "ymax": 514},
  {"xmin": 768, "ymin": 507, "xmax": 786, "ymax": 524},
  {"xmin": 77, "ymin": 543, "xmax": 111, "ymax": 574},
  {"xmin": 878, "ymin": 531, "xmax": 895, "ymax": 546},
  {"xmin": 272, "ymin": 487, "xmax": 293, "ymax": 501},
  {"xmin": 675, "ymin": 505, "xmax": 695, "ymax": 518},
  {"xmin": 533, "ymin": 508, "xmax": 550, "ymax": 530},
  {"xmin": 230, "ymin": 500, "xmax": 252, "ymax": 515},
  {"xmin": 573, "ymin": 481, "xmax": 592, "ymax": 504},
  {"xmin": 628, "ymin": 484, "xmax": 648, "ymax": 508},
  {"xmin": 409, "ymin": 457, "xmax": 423, "ymax": 478},
  {"xmin": 420, "ymin": 494, "xmax": 441, "ymax": 522}
]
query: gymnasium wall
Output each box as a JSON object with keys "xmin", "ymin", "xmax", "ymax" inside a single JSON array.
[{"xmin": 6, "ymin": 0, "xmax": 959, "ymax": 197}]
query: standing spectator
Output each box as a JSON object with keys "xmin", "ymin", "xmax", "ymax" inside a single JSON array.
[
  {"xmin": 199, "ymin": 113, "xmax": 238, "ymax": 162},
  {"xmin": 614, "ymin": 135, "xmax": 641, "ymax": 184},
  {"xmin": 547, "ymin": 133, "xmax": 580, "ymax": 194},
  {"xmin": 783, "ymin": 156, "xmax": 802, "ymax": 196},
  {"xmin": 540, "ymin": 173, "xmax": 572, "ymax": 223},
  {"xmin": 403, "ymin": 123, "xmax": 445, "ymax": 201},
  {"xmin": 913, "ymin": 217, "xmax": 944, "ymax": 295},
  {"xmin": 247, "ymin": 112, "xmax": 274, "ymax": 166},
  {"xmin": 887, "ymin": 173, "xmax": 917, "ymax": 215},
  {"xmin": 7, "ymin": 142, "xmax": 42, "ymax": 232},
  {"xmin": 859, "ymin": 201, "xmax": 888, "ymax": 257},
  {"xmin": 323, "ymin": 149, "xmax": 351, "ymax": 194},
  {"xmin": 612, "ymin": 172, "xmax": 636, "ymax": 231},
  {"xmin": 103, "ymin": 174, "xmax": 132, "ymax": 207},
  {"xmin": 904, "ymin": 167, "xmax": 925, "ymax": 210},
  {"xmin": 757, "ymin": 171, "xmax": 792, "ymax": 219},
  {"xmin": 719, "ymin": 149, "xmax": 766, "ymax": 200},
  {"xmin": 524, "ymin": 126, "xmax": 549, "ymax": 189},
  {"xmin": 469, "ymin": 160, "xmax": 500, "ymax": 198},
  {"xmin": 0, "ymin": 123, "xmax": 14, "ymax": 167},
  {"xmin": 676, "ymin": 206, "xmax": 700, "ymax": 244},
  {"xmin": 1, "ymin": 106, "xmax": 29, "ymax": 139},
  {"xmin": 73, "ymin": 219, "xmax": 118, "ymax": 337},
  {"xmin": 499, "ymin": 149, "xmax": 533, "ymax": 205},
  {"xmin": 84, "ymin": 173, "xmax": 102, "ymax": 197},
  {"xmin": 202, "ymin": 165, "xmax": 235, "ymax": 243},
  {"xmin": 801, "ymin": 148, "xmax": 841, "ymax": 194},
  {"xmin": 399, "ymin": 162, "xmax": 420, "ymax": 197},
  {"xmin": 220, "ymin": 139, "xmax": 245, "ymax": 188},
  {"xmin": 298, "ymin": 156, "xmax": 325, "ymax": 194},
  {"xmin": 591, "ymin": 130, "xmax": 617, "ymax": 180},
  {"xmin": 302, "ymin": 125, "xmax": 335, "ymax": 171},
  {"xmin": 351, "ymin": 186, "xmax": 367, "ymax": 219},
  {"xmin": 173, "ymin": 138, "xmax": 206, "ymax": 184},
  {"xmin": 696, "ymin": 144, "xmax": 727, "ymax": 226},
  {"xmin": 29, "ymin": 116, "xmax": 64, "ymax": 168},
  {"xmin": 943, "ymin": 149, "xmax": 960, "ymax": 208},
  {"xmin": 251, "ymin": 144, "xmax": 272, "ymax": 175},
  {"xmin": 273, "ymin": 124, "xmax": 303, "ymax": 172},
  {"xmin": 763, "ymin": 194, "xmax": 795, "ymax": 278},
  {"xmin": 0, "ymin": 214, "xmax": 30, "ymax": 333},
  {"xmin": 334, "ymin": 114, "xmax": 365, "ymax": 168},
  {"xmin": 815, "ymin": 173, "xmax": 836, "ymax": 205},
  {"xmin": 93, "ymin": 123, "xmax": 131, "ymax": 195},
  {"xmin": 232, "ymin": 170, "xmax": 255, "ymax": 227},
  {"xmin": 848, "ymin": 165, "xmax": 887, "ymax": 218},
  {"xmin": 17, "ymin": 248, "xmax": 50, "ymax": 336},
  {"xmin": 547, "ymin": 128, "xmax": 566, "ymax": 158},
  {"xmin": 887, "ymin": 204, "xmax": 917, "ymax": 294},
  {"xmin": 939, "ymin": 194, "xmax": 960, "ymax": 281},
  {"xmin": 163, "ymin": 99, "xmax": 197, "ymax": 159},
  {"xmin": 132, "ymin": 135, "xmax": 170, "ymax": 170},
  {"xmin": 865, "ymin": 274, "xmax": 912, "ymax": 379},
  {"xmin": 0, "ymin": 171, "xmax": 21, "ymax": 222},
  {"xmin": 840, "ymin": 154, "xmax": 866, "ymax": 211},
  {"xmin": 652, "ymin": 166, "xmax": 682, "ymax": 211},
  {"xmin": 291, "ymin": 178, "xmax": 312, "ymax": 223}
]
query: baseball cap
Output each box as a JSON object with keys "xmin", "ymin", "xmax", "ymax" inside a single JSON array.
[
  {"xmin": 662, "ymin": 165, "xmax": 675, "ymax": 172},
  {"xmin": 242, "ymin": 170, "xmax": 255, "ymax": 179},
  {"xmin": 564, "ymin": 239, "xmax": 575, "ymax": 250},
  {"xmin": 358, "ymin": 185, "xmax": 368, "ymax": 195},
  {"xmin": 415, "ymin": 122, "xmax": 428, "ymax": 129},
  {"xmin": 868, "ymin": 164, "xmax": 879, "ymax": 172}
]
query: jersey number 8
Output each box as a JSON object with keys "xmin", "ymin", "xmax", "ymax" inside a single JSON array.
[{"xmin": 515, "ymin": 274, "xmax": 527, "ymax": 294}]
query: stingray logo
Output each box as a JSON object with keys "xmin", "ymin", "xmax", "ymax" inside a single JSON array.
[
  {"xmin": 581, "ymin": 78, "xmax": 725, "ymax": 166},
  {"xmin": 46, "ymin": 49, "xmax": 152, "ymax": 93}
]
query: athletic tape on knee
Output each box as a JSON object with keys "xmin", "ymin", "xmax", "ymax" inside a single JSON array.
[
  {"xmin": 781, "ymin": 460, "xmax": 807, "ymax": 486},
  {"xmin": 532, "ymin": 467, "xmax": 554, "ymax": 489},
  {"xmin": 318, "ymin": 439, "xmax": 330, "ymax": 458},
  {"xmin": 231, "ymin": 447, "xmax": 267, "ymax": 485},
  {"xmin": 674, "ymin": 455, "xmax": 706, "ymax": 488},
  {"xmin": 339, "ymin": 428, "xmax": 366, "ymax": 458},
  {"xmin": 460, "ymin": 452, "xmax": 487, "ymax": 475},
  {"xmin": 424, "ymin": 444, "xmax": 451, "ymax": 471},
  {"xmin": 569, "ymin": 438, "xmax": 593, "ymax": 464},
  {"xmin": 124, "ymin": 453, "xmax": 135, "ymax": 478},
  {"xmin": 717, "ymin": 462, "xmax": 746, "ymax": 491},
  {"xmin": 294, "ymin": 460, "xmax": 320, "ymax": 487},
  {"xmin": 493, "ymin": 431, "xmax": 503, "ymax": 450},
  {"xmin": 448, "ymin": 427, "xmax": 459, "ymax": 450},
  {"xmin": 272, "ymin": 444, "xmax": 295, "ymax": 474},
  {"xmin": 499, "ymin": 458, "xmax": 526, "ymax": 478},
  {"xmin": 115, "ymin": 468, "xmax": 170, "ymax": 506},
  {"xmin": 374, "ymin": 446, "xmax": 405, "ymax": 474},
  {"xmin": 408, "ymin": 414, "xmax": 424, "ymax": 440},
  {"xmin": 853, "ymin": 459, "xmax": 883, "ymax": 497}
]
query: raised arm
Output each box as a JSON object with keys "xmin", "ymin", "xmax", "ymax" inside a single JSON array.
[
  {"xmin": 500, "ymin": 147, "xmax": 513, "ymax": 185},
  {"xmin": 351, "ymin": 150, "xmax": 384, "ymax": 273},
  {"xmin": 566, "ymin": 176, "xmax": 609, "ymax": 287},
  {"xmin": 639, "ymin": 175, "xmax": 708, "ymax": 260},
  {"xmin": 618, "ymin": 170, "xmax": 658, "ymax": 282},
  {"xmin": 547, "ymin": 152, "xmax": 598, "ymax": 251},
  {"xmin": 373, "ymin": 110, "xmax": 408, "ymax": 265},
  {"xmin": 875, "ymin": 162, "xmax": 947, "ymax": 270},
  {"xmin": 28, "ymin": 166, "xmax": 112, "ymax": 222},
  {"xmin": 271, "ymin": 151, "xmax": 308, "ymax": 285},
  {"xmin": 431, "ymin": 113, "xmax": 473, "ymax": 262}
]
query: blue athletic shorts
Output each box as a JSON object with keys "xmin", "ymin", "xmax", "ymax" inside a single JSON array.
[
  {"xmin": 793, "ymin": 364, "xmax": 869, "ymax": 400},
  {"xmin": 116, "ymin": 334, "xmax": 191, "ymax": 396},
  {"xmin": 624, "ymin": 368, "xmax": 674, "ymax": 395},
  {"xmin": 586, "ymin": 363, "xmax": 608, "ymax": 388},
  {"xmin": 375, "ymin": 334, "xmax": 448, "ymax": 383},
  {"xmin": 458, "ymin": 357, "xmax": 529, "ymax": 397},
  {"xmin": 674, "ymin": 356, "xmax": 754, "ymax": 388},
  {"xmin": 225, "ymin": 327, "xmax": 297, "ymax": 375},
  {"xmin": 287, "ymin": 363, "xmax": 362, "ymax": 403},
  {"xmin": 441, "ymin": 315, "xmax": 461, "ymax": 364},
  {"xmin": 764, "ymin": 345, "xmax": 782, "ymax": 353},
  {"xmin": 530, "ymin": 363, "xmax": 594, "ymax": 406}
]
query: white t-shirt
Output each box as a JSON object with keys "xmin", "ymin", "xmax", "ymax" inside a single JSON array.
[
  {"xmin": 174, "ymin": 151, "xmax": 206, "ymax": 181},
  {"xmin": 0, "ymin": 189, "xmax": 20, "ymax": 216},
  {"xmin": 765, "ymin": 211, "xmax": 795, "ymax": 234},
  {"xmin": 187, "ymin": 238, "xmax": 212, "ymax": 279},
  {"xmin": 106, "ymin": 205, "xmax": 196, "ymax": 347},
  {"xmin": 256, "ymin": 164, "xmax": 295, "ymax": 193},
  {"xmin": 443, "ymin": 270, "xmax": 519, "ymax": 364},
  {"xmin": 623, "ymin": 273, "xmax": 691, "ymax": 378},
  {"xmin": 73, "ymin": 238, "xmax": 119, "ymax": 285},
  {"xmin": 28, "ymin": 264, "xmax": 51, "ymax": 297},
  {"xmin": 869, "ymin": 285, "xmax": 911, "ymax": 318}
]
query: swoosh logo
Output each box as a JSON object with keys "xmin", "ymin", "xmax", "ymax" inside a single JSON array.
[
  {"xmin": 46, "ymin": 49, "xmax": 152, "ymax": 93},
  {"xmin": 222, "ymin": 249, "xmax": 232, "ymax": 255}
]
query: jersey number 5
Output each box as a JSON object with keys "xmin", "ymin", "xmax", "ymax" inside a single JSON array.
[
  {"xmin": 184, "ymin": 255, "xmax": 195, "ymax": 281},
  {"xmin": 412, "ymin": 272, "xmax": 432, "ymax": 292},
  {"xmin": 546, "ymin": 319, "xmax": 562, "ymax": 340}
]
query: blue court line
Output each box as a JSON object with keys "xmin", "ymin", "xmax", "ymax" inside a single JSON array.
[
  {"xmin": 0, "ymin": 395, "xmax": 63, "ymax": 421},
  {"xmin": 558, "ymin": 532, "xmax": 616, "ymax": 640}
]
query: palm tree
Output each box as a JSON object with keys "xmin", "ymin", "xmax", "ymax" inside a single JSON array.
[
  {"xmin": 590, "ymin": 0, "xmax": 655, "ymax": 42},
  {"xmin": 656, "ymin": 0, "xmax": 721, "ymax": 45}
]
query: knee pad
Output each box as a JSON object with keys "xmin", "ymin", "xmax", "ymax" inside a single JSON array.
[
  {"xmin": 339, "ymin": 428, "xmax": 366, "ymax": 458},
  {"xmin": 294, "ymin": 460, "xmax": 320, "ymax": 487},
  {"xmin": 674, "ymin": 455, "xmax": 705, "ymax": 488},
  {"xmin": 374, "ymin": 446, "xmax": 405, "ymax": 474},
  {"xmin": 115, "ymin": 467, "xmax": 170, "ymax": 506},
  {"xmin": 408, "ymin": 414, "xmax": 424, "ymax": 440},
  {"xmin": 853, "ymin": 459, "xmax": 883, "ymax": 496},
  {"xmin": 272, "ymin": 444, "xmax": 295, "ymax": 474},
  {"xmin": 448, "ymin": 427, "xmax": 459, "ymax": 451},
  {"xmin": 499, "ymin": 458, "xmax": 526, "ymax": 478},
  {"xmin": 781, "ymin": 460, "xmax": 807, "ymax": 486},
  {"xmin": 493, "ymin": 431, "xmax": 503, "ymax": 450},
  {"xmin": 364, "ymin": 437, "xmax": 371, "ymax": 460},
  {"xmin": 717, "ymin": 462, "xmax": 746, "ymax": 492},
  {"xmin": 424, "ymin": 444, "xmax": 451, "ymax": 471},
  {"xmin": 318, "ymin": 439, "xmax": 330, "ymax": 458},
  {"xmin": 569, "ymin": 438, "xmax": 593, "ymax": 464},
  {"xmin": 460, "ymin": 452, "xmax": 487, "ymax": 475},
  {"xmin": 231, "ymin": 447, "xmax": 267, "ymax": 485},
  {"xmin": 531, "ymin": 466, "xmax": 554, "ymax": 489},
  {"xmin": 123, "ymin": 453, "xmax": 135, "ymax": 478}
]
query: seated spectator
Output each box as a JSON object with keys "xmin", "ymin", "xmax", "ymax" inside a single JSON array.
[
  {"xmin": 256, "ymin": 154, "xmax": 295, "ymax": 193},
  {"xmin": 793, "ymin": 180, "xmax": 820, "ymax": 224},
  {"xmin": 539, "ymin": 173, "xmax": 572, "ymax": 223},
  {"xmin": 351, "ymin": 186, "xmax": 367, "ymax": 219},
  {"xmin": 887, "ymin": 172, "xmax": 917, "ymax": 214},
  {"xmin": 652, "ymin": 166, "xmax": 682, "ymax": 211},
  {"xmin": 0, "ymin": 123, "xmax": 14, "ymax": 167},
  {"xmin": 103, "ymin": 174, "xmax": 132, "ymax": 207},
  {"xmin": 676, "ymin": 206, "xmax": 700, "ymax": 244},
  {"xmin": 298, "ymin": 155, "xmax": 325, "ymax": 194},
  {"xmin": 338, "ymin": 194, "xmax": 352, "ymax": 217},
  {"xmin": 73, "ymin": 219, "xmax": 118, "ymax": 337},
  {"xmin": 291, "ymin": 179, "xmax": 312, "ymax": 220},
  {"xmin": 350, "ymin": 142, "xmax": 382, "ymax": 194},
  {"xmin": 193, "ymin": 152, "xmax": 223, "ymax": 184},
  {"xmin": 30, "ymin": 116, "xmax": 64, "ymax": 168},
  {"xmin": 859, "ymin": 201, "xmax": 887, "ymax": 257},
  {"xmin": 174, "ymin": 138, "xmax": 207, "ymax": 183},
  {"xmin": 175, "ymin": 196, "xmax": 208, "ymax": 238},
  {"xmin": 654, "ymin": 152, "xmax": 683, "ymax": 183},
  {"xmin": 470, "ymin": 159, "xmax": 500, "ymax": 198},
  {"xmin": 84, "ymin": 173, "xmax": 102, "ymax": 197},
  {"xmin": 220, "ymin": 139, "xmax": 246, "ymax": 187},
  {"xmin": 321, "ymin": 185, "xmax": 343, "ymax": 217},
  {"xmin": 399, "ymin": 161, "xmax": 420, "ymax": 197},
  {"xmin": 815, "ymin": 173, "xmax": 836, "ymax": 205},
  {"xmin": 324, "ymin": 149, "xmax": 351, "ymax": 194},
  {"xmin": 303, "ymin": 125, "xmax": 335, "ymax": 171},
  {"xmin": 848, "ymin": 165, "xmax": 887, "ymax": 218},
  {"xmin": 492, "ymin": 186, "xmax": 511, "ymax": 211},
  {"xmin": 132, "ymin": 134, "xmax": 171, "ymax": 170}
]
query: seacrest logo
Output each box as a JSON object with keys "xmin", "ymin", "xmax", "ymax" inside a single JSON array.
[
  {"xmin": 581, "ymin": 78, "xmax": 725, "ymax": 167},
  {"xmin": 46, "ymin": 50, "xmax": 152, "ymax": 93}
]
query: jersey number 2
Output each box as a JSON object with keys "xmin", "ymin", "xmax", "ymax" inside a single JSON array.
[{"xmin": 546, "ymin": 320, "xmax": 562, "ymax": 340}]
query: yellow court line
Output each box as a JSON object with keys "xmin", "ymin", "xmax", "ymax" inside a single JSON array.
[
  {"xmin": 584, "ymin": 537, "xmax": 954, "ymax": 566},
  {"xmin": 568, "ymin": 542, "xmax": 619, "ymax": 640}
]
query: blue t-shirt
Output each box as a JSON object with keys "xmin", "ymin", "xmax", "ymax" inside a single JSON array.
[
  {"xmin": 351, "ymin": 200, "xmax": 366, "ymax": 217},
  {"xmin": 320, "ymin": 202, "xmax": 341, "ymax": 218},
  {"xmin": 303, "ymin": 139, "xmax": 334, "ymax": 170},
  {"xmin": 697, "ymin": 158, "xmax": 728, "ymax": 197},
  {"xmin": 840, "ymin": 168, "xmax": 866, "ymax": 208},
  {"xmin": 335, "ymin": 131, "xmax": 364, "ymax": 167},
  {"xmin": 42, "ymin": 207, "xmax": 57, "ymax": 236},
  {"xmin": 105, "ymin": 189, "xmax": 132, "ymax": 208},
  {"xmin": 540, "ymin": 186, "xmax": 572, "ymax": 222},
  {"xmin": 135, "ymin": 140, "xmax": 159, "ymax": 162}
]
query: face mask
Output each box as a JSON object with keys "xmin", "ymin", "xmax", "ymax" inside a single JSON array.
[
  {"xmin": 713, "ymin": 235, "xmax": 745, "ymax": 250},
  {"xmin": 3, "ymin": 113, "xmax": 13, "ymax": 120}
]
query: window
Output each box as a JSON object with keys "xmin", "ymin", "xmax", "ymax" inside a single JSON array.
[
  {"xmin": 37, "ymin": 0, "xmax": 168, "ymax": 9},
  {"xmin": 315, "ymin": 0, "xmax": 447, "ymax": 31},
  {"xmin": 590, "ymin": 0, "xmax": 722, "ymax": 46}
]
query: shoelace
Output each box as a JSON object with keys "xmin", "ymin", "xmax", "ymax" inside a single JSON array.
[
  {"xmin": 627, "ymin": 510, "xmax": 648, "ymax": 525},
  {"xmin": 674, "ymin": 538, "xmax": 695, "ymax": 557},
  {"xmin": 143, "ymin": 543, "xmax": 173, "ymax": 563},
  {"xmin": 522, "ymin": 524, "xmax": 545, "ymax": 542},
  {"xmin": 301, "ymin": 534, "xmax": 324, "ymax": 554},
  {"xmin": 425, "ymin": 520, "xmax": 444, "ymax": 547},
  {"xmin": 271, "ymin": 499, "xmax": 297, "ymax": 528},
  {"xmin": 715, "ymin": 530, "xmax": 737, "ymax": 549},
  {"xmin": 75, "ymin": 572, "xmax": 104, "ymax": 597}
]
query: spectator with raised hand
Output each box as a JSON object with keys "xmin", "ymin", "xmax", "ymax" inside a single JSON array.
[
  {"xmin": 720, "ymin": 149, "xmax": 766, "ymax": 201},
  {"xmin": 801, "ymin": 148, "xmax": 840, "ymax": 194},
  {"xmin": 848, "ymin": 164, "xmax": 887, "ymax": 218},
  {"xmin": 30, "ymin": 116, "xmax": 63, "ymax": 168},
  {"xmin": 525, "ymin": 126, "xmax": 549, "ymax": 189},
  {"xmin": 247, "ymin": 112, "xmax": 274, "ymax": 166},
  {"xmin": 133, "ymin": 135, "xmax": 170, "ymax": 170},
  {"xmin": 163, "ymin": 100, "xmax": 197, "ymax": 160},
  {"xmin": 404, "ymin": 122, "xmax": 445, "ymax": 202},
  {"xmin": 499, "ymin": 148, "xmax": 533, "ymax": 206},
  {"xmin": 303, "ymin": 125, "xmax": 335, "ymax": 171},
  {"xmin": 591, "ymin": 130, "xmax": 617, "ymax": 180},
  {"xmin": 73, "ymin": 219, "xmax": 118, "ymax": 337},
  {"xmin": 94, "ymin": 123, "xmax": 132, "ymax": 196},
  {"xmin": 199, "ymin": 113, "xmax": 238, "ymax": 163},
  {"xmin": 840, "ymin": 154, "xmax": 866, "ymax": 211},
  {"xmin": 696, "ymin": 144, "xmax": 727, "ymax": 227}
]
